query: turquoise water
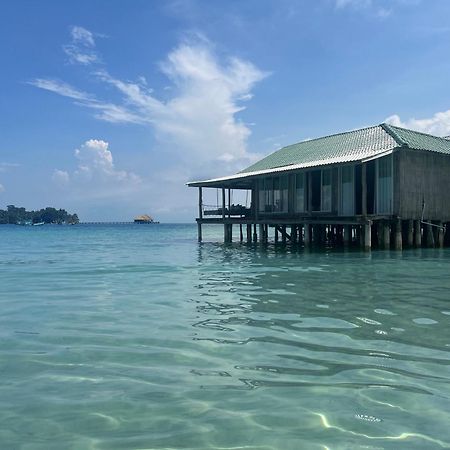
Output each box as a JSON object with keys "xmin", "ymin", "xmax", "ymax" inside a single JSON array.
[{"xmin": 1, "ymin": 223, "xmax": 449, "ymax": 449}]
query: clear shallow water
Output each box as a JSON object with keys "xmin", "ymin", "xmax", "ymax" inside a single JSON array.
[{"xmin": 0, "ymin": 223, "xmax": 449, "ymax": 450}]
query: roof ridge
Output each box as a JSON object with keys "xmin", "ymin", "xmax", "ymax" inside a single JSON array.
[
  {"xmin": 282, "ymin": 124, "xmax": 383, "ymax": 150},
  {"xmin": 380, "ymin": 123, "xmax": 407, "ymax": 147}
]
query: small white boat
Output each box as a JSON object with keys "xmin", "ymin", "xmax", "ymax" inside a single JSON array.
[{"xmin": 32, "ymin": 222, "xmax": 45, "ymax": 226}]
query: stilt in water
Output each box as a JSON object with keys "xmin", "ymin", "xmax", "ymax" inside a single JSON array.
[
  {"xmin": 382, "ymin": 221, "xmax": 390, "ymax": 250},
  {"xmin": 246, "ymin": 224, "xmax": 252, "ymax": 243},
  {"xmin": 426, "ymin": 223, "xmax": 435, "ymax": 248},
  {"xmin": 275, "ymin": 226, "xmax": 279, "ymax": 243},
  {"xmin": 197, "ymin": 222, "xmax": 202, "ymax": 243},
  {"xmin": 363, "ymin": 222, "xmax": 371, "ymax": 251},
  {"xmin": 259, "ymin": 224, "xmax": 265, "ymax": 244},
  {"xmin": 394, "ymin": 219, "xmax": 402, "ymax": 250},
  {"xmin": 239, "ymin": 223, "xmax": 243, "ymax": 242},
  {"xmin": 281, "ymin": 225, "xmax": 287, "ymax": 245},
  {"xmin": 406, "ymin": 220, "xmax": 414, "ymax": 247},
  {"xmin": 291, "ymin": 225, "xmax": 297, "ymax": 244},
  {"xmin": 253, "ymin": 224, "xmax": 257, "ymax": 242},
  {"xmin": 414, "ymin": 220, "xmax": 422, "ymax": 247},
  {"xmin": 304, "ymin": 224, "xmax": 311, "ymax": 246},
  {"xmin": 343, "ymin": 225, "xmax": 351, "ymax": 247},
  {"xmin": 437, "ymin": 221, "xmax": 444, "ymax": 248}
]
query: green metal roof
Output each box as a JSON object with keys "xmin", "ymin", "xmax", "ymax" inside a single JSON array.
[
  {"xmin": 240, "ymin": 123, "xmax": 450, "ymax": 174},
  {"xmin": 384, "ymin": 124, "xmax": 450, "ymax": 155},
  {"xmin": 187, "ymin": 123, "xmax": 450, "ymax": 187}
]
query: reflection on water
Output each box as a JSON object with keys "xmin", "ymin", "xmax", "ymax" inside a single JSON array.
[{"xmin": 0, "ymin": 224, "xmax": 449, "ymax": 449}]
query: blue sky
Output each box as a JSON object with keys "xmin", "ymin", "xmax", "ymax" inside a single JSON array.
[{"xmin": 1, "ymin": 0, "xmax": 450, "ymax": 221}]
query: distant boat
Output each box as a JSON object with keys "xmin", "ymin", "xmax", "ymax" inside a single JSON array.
[
  {"xmin": 17, "ymin": 220, "xmax": 32, "ymax": 226},
  {"xmin": 134, "ymin": 214, "xmax": 159, "ymax": 224},
  {"xmin": 32, "ymin": 222, "xmax": 45, "ymax": 226}
]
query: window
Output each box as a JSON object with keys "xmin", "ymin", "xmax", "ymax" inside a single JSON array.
[
  {"xmin": 295, "ymin": 173, "xmax": 305, "ymax": 212},
  {"xmin": 321, "ymin": 169, "xmax": 332, "ymax": 212},
  {"xmin": 258, "ymin": 175, "xmax": 288, "ymax": 213},
  {"xmin": 377, "ymin": 155, "xmax": 393, "ymax": 214},
  {"xmin": 340, "ymin": 165, "xmax": 354, "ymax": 215}
]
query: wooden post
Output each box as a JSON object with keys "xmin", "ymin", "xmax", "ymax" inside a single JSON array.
[
  {"xmin": 259, "ymin": 224, "xmax": 265, "ymax": 244},
  {"xmin": 239, "ymin": 223, "xmax": 243, "ymax": 242},
  {"xmin": 363, "ymin": 222, "xmax": 371, "ymax": 251},
  {"xmin": 414, "ymin": 220, "xmax": 422, "ymax": 247},
  {"xmin": 343, "ymin": 225, "xmax": 351, "ymax": 246},
  {"xmin": 382, "ymin": 221, "xmax": 390, "ymax": 250},
  {"xmin": 291, "ymin": 225, "xmax": 297, "ymax": 244},
  {"xmin": 355, "ymin": 226, "xmax": 361, "ymax": 247},
  {"xmin": 406, "ymin": 220, "xmax": 413, "ymax": 247},
  {"xmin": 297, "ymin": 225, "xmax": 303, "ymax": 245},
  {"xmin": 253, "ymin": 224, "xmax": 257, "ymax": 242},
  {"xmin": 304, "ymin": 224, "xmax": 311, "ymax": 246},
  {"xmin": 426, "ymin": 223, "xmax": 435, "ymax": 248},
  {"xmin": 282, "ymin": 225, "xmax": 287, "ymax": 245},
  {"xmin": 394, "ymin": 219, "xmax": 402, "ymax": 250},
  {"xmin": 264, "ymin": 224, "xmax": 269, "ymax": 243},
  {"xmin": 198, "ymin": 187, "xmax": 203, "ymax": 243},
  {"xmin": 228, "ymin": 189, "xmax": 231, "ymax": 218},
  {"xmin": 246, "ymin": 224, "xmax": 252, "ymax": 243},
  {"xmin": 437, "ymin": 221, "xmax": 444, "ymax": 248},
  {"xmin": 222, "ymin": 188, "xmax": 226, "ymax": 220},
  {"xmin": 275, "ymin": 226, "xmax": 279, "ymax": 243}
]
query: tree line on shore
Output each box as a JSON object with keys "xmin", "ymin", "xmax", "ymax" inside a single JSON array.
[{"xmin": 0, "ymin": 205, "xmax": 79, "ymax": 225}]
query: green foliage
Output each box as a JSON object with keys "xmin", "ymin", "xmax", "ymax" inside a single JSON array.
[{"xmin": 0, "ymin": 205, "xmax": 79, "ymax": 225}]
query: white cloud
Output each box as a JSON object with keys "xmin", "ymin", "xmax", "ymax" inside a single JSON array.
[
  {"xmin": 29, "ymin": 78, "xmax": 93, "ymax": 101},
  {"xmin": 53, "ymin": 139, "xmax": 141, "ymax": 200},
  {"xmin": 32, "ymin": 35, "xmax": 268, "ymax": 178},
  {"xmin": 52, "ymin": 169, "xmax": 70, "ymax": 186},
  {"xmin": 71, "ymin": 26, "xmax": 95, "ymax": 47},
  {"xmin": 63, "ymin": 25, "xmax": 100, "ymax": 65},
  {"xmin": 385, "ymin": 109, "xmax": 450, "ymax": 136},
  {"xmin": 73, "ymin": 139, "xmax": 141, "ymax": 184}
]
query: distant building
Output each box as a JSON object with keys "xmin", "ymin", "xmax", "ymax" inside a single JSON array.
[
  {"xmin": 188, "ymin": 123, "xmax": 450, "ymax": 249},
  {"xmin": 134, "ymin": 214, "xmax": 155, "ymax": 223}
]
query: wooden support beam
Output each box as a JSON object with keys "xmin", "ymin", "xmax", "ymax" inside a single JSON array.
[
  {"xmin": 275, "ymin": 226, "xmax": 279, "ymax": 243},
  {"xmin": 246, "ymin": 224, "xmax": 252, "ymax": 243},
  {"xmin": 198, "ymin": 187, "xmax": 203, "ymax": 243},
  {"xmin": 239, "ymin": 223, "xmax": 243, "ymax": 242},
  {"xmin": 382, "ymin": 221, "xmax": 390, "ymax": 250},
  {"xmin": 304, "ymin": 224, "xmax": 311, "ymax": 246},
  {"xmin": 222, "ymin": 188, "xmax": 226, "ymax": 221},
  {"xmin": 406, "ymin": 220, "xmax": 414, "ymax": 247},
  {"xmin": 259, "ymin": 224, "xmax": 265, "ymax": 244},
  {"xmin": 363, "ymin": 222, "xmax": 371, "ymax": 251},
  {"xmin": 291, "ymin": 225, "xmax": 297, "ymax": 244},
  {"xmin": 253, "ymin": 224, "xmax": 257, "ymax": 242},
  {"xmin": 343, "ymin": 225, "xmax": 351, "ymax": 246},
  {"xmin": 281, "ymin": 225, "xmax": 287, "ymax": 244},
  {"xmin": 414, "ymin": 220, "xmax": 422, "ymax": 247},
  {"xmin": 437, "ymin": 221, "xmax": 444, "ymax": 248},
  {"xmin": 394, "ymin": 219, "xmax": 402, "ymax": 250},
  {"xmin": 426, "ymin": 223, "xmax": 435, "ymax": 248}
]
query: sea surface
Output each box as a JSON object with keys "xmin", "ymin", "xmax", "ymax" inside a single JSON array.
[{"xmin": 0, "ymin": 223, "xmax": 449, "ymax": 450}]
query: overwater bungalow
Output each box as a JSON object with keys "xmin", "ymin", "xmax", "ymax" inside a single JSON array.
[{"xmin": 188, "ymin": 123, "xmax": 450, "ymax": 249}]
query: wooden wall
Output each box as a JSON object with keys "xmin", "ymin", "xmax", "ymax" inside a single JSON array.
[{"xmin": 397, "ymin": 149, "xmax": 450, "ymax": 221}]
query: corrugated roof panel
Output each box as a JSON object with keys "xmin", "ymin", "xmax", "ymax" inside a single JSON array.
[
  {"xmin": 385, "ymin": 124, "xmax": 450, "ymax": 155},
  {"xmin": 240, "ymin": 125, "xmax": 397, "ymax": 174}
]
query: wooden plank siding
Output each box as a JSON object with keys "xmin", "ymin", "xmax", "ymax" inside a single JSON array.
[{"xmin": 397, "ymin": 149, "xmax": 450, "ymax": 221}]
